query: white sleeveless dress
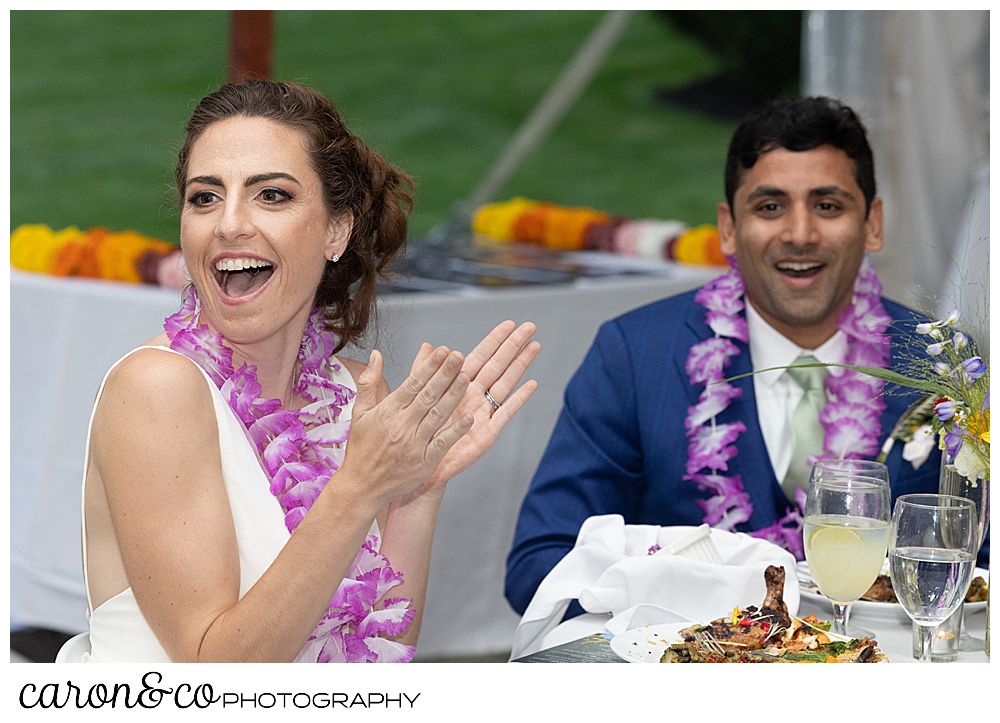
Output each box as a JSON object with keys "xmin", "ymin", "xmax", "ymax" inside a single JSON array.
[{"xmin": 80, "ymin": 345, "xmax": 368, "ymax": 662}]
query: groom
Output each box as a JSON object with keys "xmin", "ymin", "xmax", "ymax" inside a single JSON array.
[{"xmin": 505, "ymin": 97, "xmax": 945, "ymax": 617}]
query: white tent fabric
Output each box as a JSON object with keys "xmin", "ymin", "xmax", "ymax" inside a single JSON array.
[{"xmin": 802, "ymin": 10, "xmax": 989, "ymax": 313}]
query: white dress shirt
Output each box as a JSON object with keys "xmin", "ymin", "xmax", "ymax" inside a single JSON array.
[{"xmin": 745, "ymin": 301, "xmax": 847, "ymax": 483}]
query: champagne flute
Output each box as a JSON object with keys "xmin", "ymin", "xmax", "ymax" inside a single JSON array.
[
  {"xmin": 803, "ymin": 459, "xmax": 891, "ymax": 637},
  {"xmin": 889, "ymin": 494, "xmax": 977, "ymax": 663}
]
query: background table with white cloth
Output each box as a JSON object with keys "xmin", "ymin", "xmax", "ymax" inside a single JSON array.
[{"xmin": 10, "ymin": 264, "xmax": 715, "ymax": 659}]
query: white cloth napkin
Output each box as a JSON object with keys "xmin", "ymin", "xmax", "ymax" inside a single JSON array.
[{"xmin": 509, "ymin": 514, "xmax": 799, "ymax": 659}]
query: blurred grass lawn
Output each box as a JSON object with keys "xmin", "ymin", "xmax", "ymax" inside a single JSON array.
[{"xmin": 10, "ymin": 10, "xmax": 738, "ymax": 243}]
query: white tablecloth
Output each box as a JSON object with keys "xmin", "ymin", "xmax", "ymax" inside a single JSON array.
[
  {"xmin": 537, "ymin": 602, "xmax": 989, "ymax": 663},
  {"xmin": 9, "ymin": 265, "xmax": 715, "ymax": 658},
  {"xmin": 796, "ymin": 597, "xmax": 989, "ymax": 663}
]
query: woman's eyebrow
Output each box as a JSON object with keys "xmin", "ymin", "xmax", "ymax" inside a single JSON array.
[
  {"xmin": 245, "ymin": 172, "xmax": 299, "ymax": 187},
  {"xmin": 185, "ymin": 175, "xmax": 223, "ymax": 189}
]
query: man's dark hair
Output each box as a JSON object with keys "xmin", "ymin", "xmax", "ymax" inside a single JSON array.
[{"xmin": 724, "ymin": 96, "xmax": 876, "ymax": 216}]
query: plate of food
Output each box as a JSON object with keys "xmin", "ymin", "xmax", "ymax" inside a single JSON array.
[
  {"xmin": 796, "ymin": 560, "xmax": 989, "ymax": 623},
  {"xmin": 609, "ymin": 622, "xmax": 696, "ymax": 663},
  {"xmin": 611, "ymin": 565, "xmax": 888, "ymax": 663}
]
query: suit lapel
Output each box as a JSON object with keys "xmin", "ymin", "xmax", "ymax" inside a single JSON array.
[
  {"xmin": 681, "ymin": 294, "xmax": 787, "ymax": 529},
  {"xmin": 677, "ymin": 296, "xmax": 714, "ymax": 406},
  {"xmin": 725, "ymin": 340, "xmax": 788, "ymax": 526}
]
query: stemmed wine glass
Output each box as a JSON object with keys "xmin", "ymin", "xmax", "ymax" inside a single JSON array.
[
  {"xmin": 889, "ymin": 494, "xmax": 978, "ymax": 663},
  {"xmin": 803, "ymin": 460, "xmax": 891, "ymax": 637}
]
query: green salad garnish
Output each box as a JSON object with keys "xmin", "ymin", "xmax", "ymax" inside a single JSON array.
[{"xmin": 780, "ymin": 641, "xmax": 854, "ymax": 662}]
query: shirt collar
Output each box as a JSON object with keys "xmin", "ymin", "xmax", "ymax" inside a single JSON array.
[{"xmin": 745, "ymin": 299, "xmax": 847, "ymax": 386}]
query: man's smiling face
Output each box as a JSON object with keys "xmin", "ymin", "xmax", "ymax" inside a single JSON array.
[{"xmin": 718, "ymin": 144, "xmax": 884, "ymax": 349}]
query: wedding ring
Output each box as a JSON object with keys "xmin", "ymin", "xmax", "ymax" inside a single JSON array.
[{"xmin": 484, "ymin": 390, "xmax": 502, "ymax": 411}]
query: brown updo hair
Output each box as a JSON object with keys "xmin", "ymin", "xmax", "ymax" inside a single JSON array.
[{"xmin": 175, "ymin": 78, "xmax": 412, "ymax": 353}]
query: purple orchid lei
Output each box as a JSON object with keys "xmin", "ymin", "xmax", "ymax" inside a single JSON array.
[
  {"xmin": 164, "ymin": 286, "xmax": 416, "ymax": 663},
  {"xmin": 684, "ymin": 255, "xmax": 891, "ymax": 560}
]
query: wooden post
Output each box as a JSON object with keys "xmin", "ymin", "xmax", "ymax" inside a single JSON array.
[{"xmin": 228, "ymin": 10, "xmax": 274, "ymax": 83}]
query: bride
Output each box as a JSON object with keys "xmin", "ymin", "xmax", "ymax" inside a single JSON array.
[{"xmin": 79, "ymin": 79, "xmax": 540, "ymax": 662}]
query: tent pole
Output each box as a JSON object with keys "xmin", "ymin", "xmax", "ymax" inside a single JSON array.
[
  {"xmin": 229, "ymin": 10, "xmax": 274, "ymax": 83},
  {"xmin": 437, "ymin": 10, "xmax": 633, "ymax": 240}
]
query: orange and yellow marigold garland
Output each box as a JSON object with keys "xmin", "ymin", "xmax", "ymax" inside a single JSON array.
[
  {"xmin": 11, "ymin": 224, "xmax": 179, "ymax": 285},
  {"xmin": 473, "ymin": 197, "xmax": 612, "ymax": 251},
  {"xmin": 472, "ymin": 198, "xmax": 726, "ymax": 266}
]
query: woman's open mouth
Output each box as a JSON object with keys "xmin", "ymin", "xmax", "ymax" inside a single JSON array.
[
  {"xmin": 776, "ymin": 260, "xmax": 824, "ymax": 279},
  {"xmin": 213, "ymin": 257, "xmax": 274, "ymax": 298}
]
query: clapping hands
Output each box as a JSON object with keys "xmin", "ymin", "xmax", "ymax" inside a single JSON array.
[
  {"xmin": 344, "ymin": 321, "xmax": 539, "ymax": 509},
  {"xmin": 412, "ymin": 320, "xmax": 540, "ymax": 491}
]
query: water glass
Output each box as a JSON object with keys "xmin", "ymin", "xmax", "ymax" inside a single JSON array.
[
  {"xmin": 889, "ymin": 494, "xmax": 978, "ymax": 663},
  {"xmin": 911, "ymin": 605, "xmax": 962, "ymax": 662}
]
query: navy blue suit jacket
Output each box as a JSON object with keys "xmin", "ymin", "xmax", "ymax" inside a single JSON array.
[{"xmin": 505, "ymin": 290, "xmax": 946, "ymax": 616}]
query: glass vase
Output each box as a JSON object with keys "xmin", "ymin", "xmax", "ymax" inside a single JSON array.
[
  {"xmin": 938, "ymin": 460, "xmax": 990, "ymax": 653},
  {"xmin": 939, "ymin": 463, "xmax": 990, "ymax": 553}
]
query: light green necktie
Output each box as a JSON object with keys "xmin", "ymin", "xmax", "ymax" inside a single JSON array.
[{"xmin": 781, "ymin": 354, "xmax": 829, "ymax": 500}]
